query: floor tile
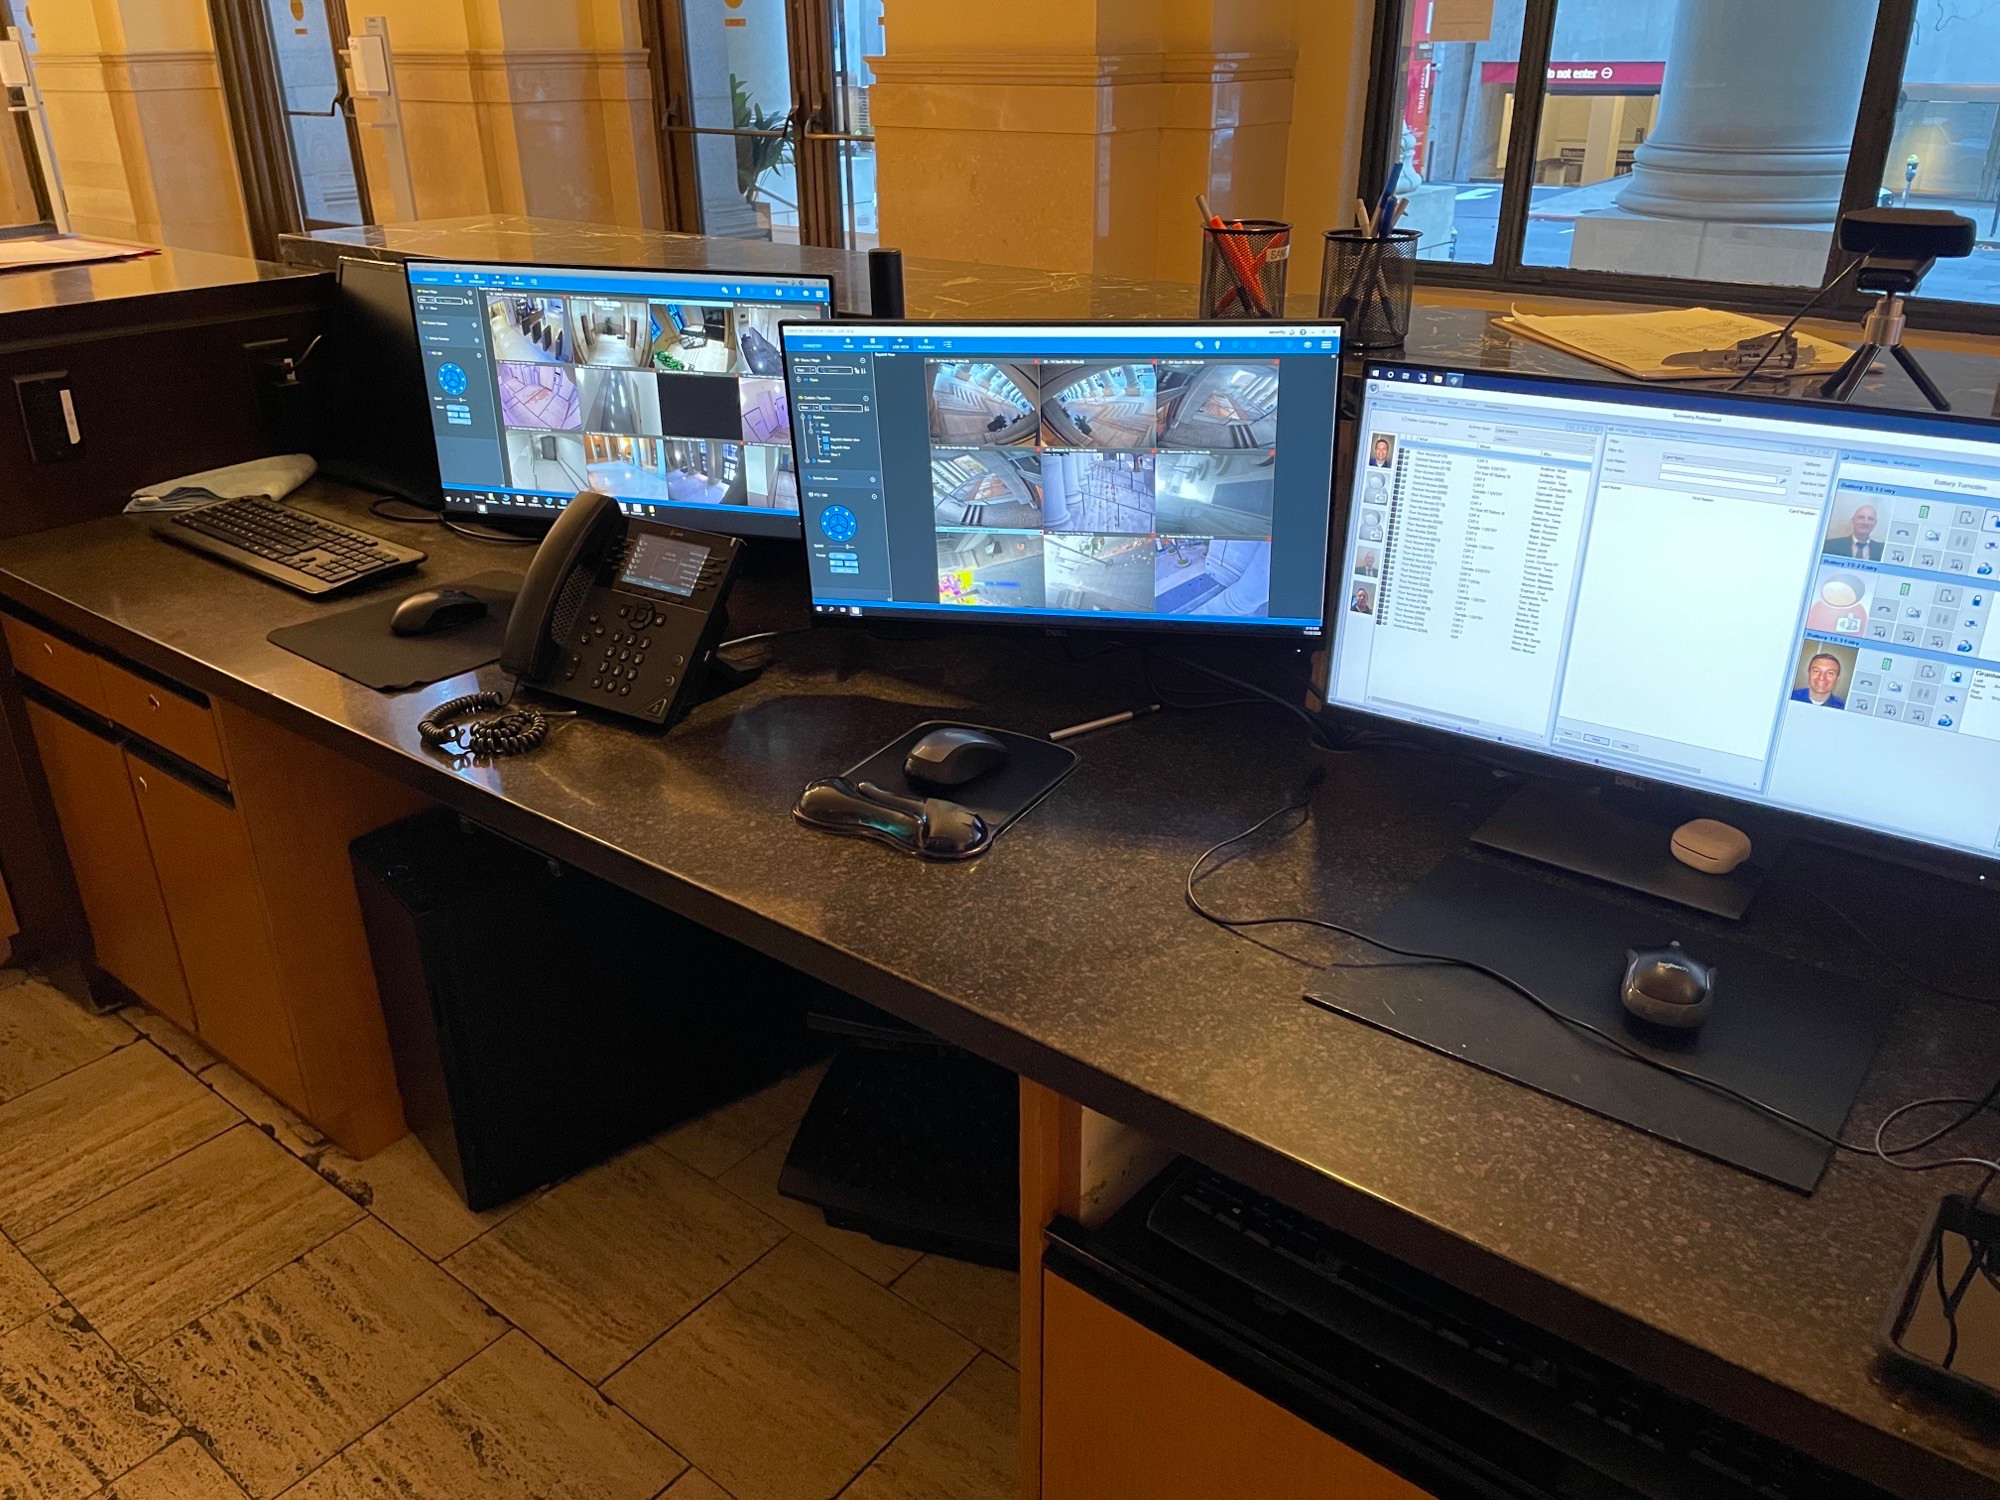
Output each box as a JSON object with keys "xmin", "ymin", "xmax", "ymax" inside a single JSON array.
[
  {"xmin": 447, "ymin": 1146, "xmax": 783, "ymax": 1383},
  {"xmin": 0, "ymin": 1043, "xmax": 239, "ymax": 1240},
  {"xmin": 664, "ymin": 1471, "xmax": 736, "ymax": 1499},
  {"xmin": 0, "ymin": 1235, "xmax": 57, "ymax": 1336},
  {"xmin": 102, "ymin": 1437, "xmax": 249, "ymax": 1500},
  {"xmin": 23, "ymin": 1126, "xmax": 361, "ymax": 1357},
  {"xmin": 891, "ymin": 1257, "xmax": 1019, "ymax": 1368},
  {"xmin": 0, "ymin": 1310, "xmax": 179, "ymax": 1499},
  {"xmin": 654, "ymin": 1065, "xmax": 826, "ymax": 1179},
  {"xmin": 718, "ymin": 1136, "xmax": 920, "ymax": 1286},
  {"xmin": 605, "ymin": 1236, "xmax": 973, "ymax": 1500},
  {"xmin": 118, "ymin": 1008, "xmax": 220, "ymax": 1076},
  {"xmin": 841, "ymin": 1354, "xmax": 1016, "ymax": 1500},
  {"xmin": 309, "ymin": 1135, "xmax": 534, "ymax": 1262},
  {"xmin": 134, "ymin": 1218, "xmax": 505, "ymax": 1498},
  {"xmin": 201, "ymin": 1064, "xmax": 327, "ymax": 1158},
  {"xmin": 0, "ymin": 980, "xmax": 133, "ymax": 1103},
  {"xmin": 285, "ymin": 1332, "xmax": 682, "ymax": 1500}
]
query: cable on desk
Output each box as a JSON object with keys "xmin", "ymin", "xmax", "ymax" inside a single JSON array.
[
  {"xmin": 1188, "ymin": 778, "xmax": 2000, "ymax": 1186},
  {"xmin": 368, "ymin": 496, "xmax": 443, "ymax": 525},
  {"xmin": 1791, "ymin": 882, "xmax": 1999, "ymax": 1006},
  {"xmin": 418, "ymin": 681, "xmax": 573, "ymax": 757},
  {"xmin": 442, "ymin": 517, "xmax": 539, "ymax": 545}
]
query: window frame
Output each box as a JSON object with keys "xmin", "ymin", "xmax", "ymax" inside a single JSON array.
[{"xmin": 1360, "ymin": 0, "xmax": 2000, "ymax": 335}]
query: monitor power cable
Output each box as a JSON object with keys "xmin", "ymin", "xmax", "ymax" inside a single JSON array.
[{"xmin": 1187, "ymin": 777, "xmax": 2000, "ymax": 1188}]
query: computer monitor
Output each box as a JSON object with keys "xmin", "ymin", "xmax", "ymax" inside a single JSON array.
[
  {"xmin": 1329, "ymin": 361, "xmax": 2000, "ymax": 867},
  {"xmin": 779, "ymin": 321, "xmax": 1343, "ymax": 635},
  {"xmin": 405, "ymin": 260, "xmax": 833, "ymax": 537}
]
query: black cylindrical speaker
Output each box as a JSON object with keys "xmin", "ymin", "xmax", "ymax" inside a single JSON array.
[{"xmin": 868, "ymin": 247, "xmax": 905, "ymax": 319}]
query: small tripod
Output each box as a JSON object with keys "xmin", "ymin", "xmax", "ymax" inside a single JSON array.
[{"xmin": 1818, "ymin": 256, "xmax": 1951, "ymax": 412}]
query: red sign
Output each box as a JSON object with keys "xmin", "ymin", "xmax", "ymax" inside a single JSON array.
[
  {"xmin": 1480, "ymin": 60, "xmax": 1666, "ymax": 92},
  {"xmin": 1404, "ymin": 8, "xmax": 1436, "ymax": 176}
]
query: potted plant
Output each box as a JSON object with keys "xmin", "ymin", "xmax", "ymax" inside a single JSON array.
[{"xmin": 732, "ymin": 73, "xmax": 792, "ymax": 236}]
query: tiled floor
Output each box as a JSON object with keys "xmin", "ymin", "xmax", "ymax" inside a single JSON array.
[{"xmin": 0, "ymin": 977, "xmax": 1019, "ymax": 1499}]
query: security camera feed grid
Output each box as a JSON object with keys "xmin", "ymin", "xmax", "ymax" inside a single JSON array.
[
  {"xmin": 927, "ymin": 356, "xmax": 1280, "ymax": 617},
  {"xmin": 480, "ymin": 290, "xmax": 798, "ymax": 516}
]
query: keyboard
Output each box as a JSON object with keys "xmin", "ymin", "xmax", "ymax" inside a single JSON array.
[{"xmin": 156, "ymin": 497, "xmax": 425, "ymax": 596}]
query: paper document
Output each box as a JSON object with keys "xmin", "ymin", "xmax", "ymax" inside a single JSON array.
[
  {"xmin": 0, "ymin": 237, "xmax": 156, "ymax": 273},
  {"xmin": 1497, "ymin": 306, "xmax": 1850, "ymax": 381}
]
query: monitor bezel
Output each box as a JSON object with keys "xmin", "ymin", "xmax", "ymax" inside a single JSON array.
[
  {"xmin": 404, "ymin": 257, "xmax": 835, "ymax": 539},
  {"xmin": 780, "ymin": 316, "xmax": 1345, "ymax": 642},
  {"xmin": 1326, "ymin": 358, "xmax": 2000, "ymax": 883}
]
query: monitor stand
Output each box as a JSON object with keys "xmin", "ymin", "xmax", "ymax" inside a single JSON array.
[{"xmin": 1472, "ymin": 779, "xmax": 1777, "ymax": 920}]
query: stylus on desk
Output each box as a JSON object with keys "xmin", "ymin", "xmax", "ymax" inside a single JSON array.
[{"xmin": 1049, "ymin": 704, "xmax": 1162, "ymax": 743}]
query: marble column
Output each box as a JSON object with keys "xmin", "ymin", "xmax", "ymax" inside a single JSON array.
[{"xmin": 1616, "ymin": 0, "xmax": 1877, "ymax": 223}]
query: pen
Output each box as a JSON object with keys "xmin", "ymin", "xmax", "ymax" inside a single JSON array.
[{"xmin": 1049, "ymin": 704, "xmax": 1163, "ymax": 743}]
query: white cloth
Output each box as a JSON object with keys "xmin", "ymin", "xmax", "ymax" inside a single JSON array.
[{"xmin": 127, "ymin": 454, "xmax": 318, "ymax": 513}]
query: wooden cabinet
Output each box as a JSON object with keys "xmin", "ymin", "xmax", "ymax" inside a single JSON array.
[
  {"xmin": 6, "ymin": 612, "xmax": 430, "ymax": 1157},
  {"xmin": 1040, "ymin": 1269, "xmax": 1433, "ymax": 1500},
  {"xmin": 126, "ymin": 751, "xmax": 306, "ymax": 1110},
  {"xmin": 22, "ymin": 701, "xmax": 195, "ymax": 1029}
]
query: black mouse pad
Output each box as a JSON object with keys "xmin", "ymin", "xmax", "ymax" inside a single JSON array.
[
  {"xmin": 1306, "ymin": 855, "xmax": 1898, "ymax": 1192},
  {"xmin": 267, "ymin": 572, "xmax": 522, "ymax": 691},
  {"xmin": 838, "ymin": 721, "xmax": 1079, "ymax": 841}
]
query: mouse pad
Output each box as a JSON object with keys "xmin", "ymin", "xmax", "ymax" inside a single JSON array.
[
  {"xmin": 838, "ymin": 721, "xmax": 1079, "ymax": 841},
  {"xmin": 1305, "ymin": 855, "xmax": 1898, "ymax": 1192},
  {"xmin": 267, "ymin": 571, "xmax": 522, "ymax": 691}
]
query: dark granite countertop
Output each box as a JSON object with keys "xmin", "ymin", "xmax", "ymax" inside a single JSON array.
[
  {"xmin": 0, "ymin": 245, "xmax": 324, "ymax": 345},
  {"xmin": 1, "ymin": 487, "xmax": 1997, "ymax": 1496}
]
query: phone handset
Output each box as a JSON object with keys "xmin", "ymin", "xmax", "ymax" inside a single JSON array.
[{"xmin": 500, "ymin": 491, "xmax": 626, "ymax": 683}]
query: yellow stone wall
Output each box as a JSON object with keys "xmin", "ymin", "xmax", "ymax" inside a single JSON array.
[
  {"xmin": 872, "ymin": 0, "xmax": 1374, "ymax": 289},
  {"xmin": 33, "ymin": 0, "xmax": 253, "ymax": 255}
]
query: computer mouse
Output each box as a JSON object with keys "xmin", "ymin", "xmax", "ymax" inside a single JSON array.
[
  {"xmin": 792, "ymin": 776, "xmax": 991, "ymax": 860},
  {"xmin": 904, "ymin": 725, "xmax": 1010, "ymax": 787},
  {"xmin": 1621, "ymin": 942, "xmax": 1717, "ymax": 1030},
  {"xmin": 390, "ymin": 588, "xmax": 487, "ymax": 637}
]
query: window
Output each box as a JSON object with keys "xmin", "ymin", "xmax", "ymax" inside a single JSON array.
[
  {"xmin": 1364, "ymin": 0, "xmax": 2000, "ymax": 325},
  {"xmin": 658, "ymin": 0, "xmax": 880, "ymax": 250}
]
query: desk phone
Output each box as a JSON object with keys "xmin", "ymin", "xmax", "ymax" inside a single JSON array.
[{"xmin": 500, "ymin": 491, "xmax": 742, "ymax": 728}]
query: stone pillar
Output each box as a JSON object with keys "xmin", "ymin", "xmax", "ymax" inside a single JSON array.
[
  {"xmin": 36, "ymin": 0, "xmax": 251, "ymax": 254},
  {"xmin": 1616, "ymin": 0, "xmax": 1876, "ymax": 223}
]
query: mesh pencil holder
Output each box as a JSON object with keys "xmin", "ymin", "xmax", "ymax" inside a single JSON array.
[
  {"xmin": 1320, "ymin": 229, "xmax": 1418, "ymax": 349},
  {"xmin": 1199, "ymin": 220, "xmax": 1291, "ymax": 319}
]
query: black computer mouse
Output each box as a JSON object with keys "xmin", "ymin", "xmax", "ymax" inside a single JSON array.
[
  {"xmin": 1621, "ymin": 942, "xmax": 1717, "ymax": 1030},
  {"xmin": 904, "ymin": 725, "xmax": 1010, "ymax": 787},
  {"xmin": 390, "ymin": 588, "xmax": 488, "ymax": 637}
]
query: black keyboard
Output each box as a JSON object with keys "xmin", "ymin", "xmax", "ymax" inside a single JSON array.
[{"xmin": 156, "ymin": 496, "xmax": 425, "ymax": 596}]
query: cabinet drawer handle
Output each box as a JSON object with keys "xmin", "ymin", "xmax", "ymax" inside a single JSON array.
[
  {"xmin": 146, "ymin": 694, "xmax": 161, "ymax": 711},
  {"xmin": 134, "ymin": 773, "xmax": 148, "ymax": 792},
  {"xmin": 39, "ymin": 642, "xmax": 51, "ymax": 656}
]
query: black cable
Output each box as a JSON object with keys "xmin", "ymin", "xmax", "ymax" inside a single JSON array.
[
  {"xmin": 1189, "ymin": 781, "xmax": 2000, "ymax": 1179},
  {"xmin": 1725, "ymin": 257, "xmax": 1863, "ymax": 390},
  {"xmin": 369, "ymin": 496, "xmax": 443, "ymax": 525},
  {"xmin": 1795, "ymin": 883, "xmax": 1998, "ymax": 1006},
  {"xmin": 442, "ymin": 517, "xmax": 539, "ymax": 546},
  {"xmin": 418, "ymin": 684, "xmax": 572, "ymax": 756},
  {"xmin": 1159, "ymin": 653, "xmax": 1341, "ymax": 749}
]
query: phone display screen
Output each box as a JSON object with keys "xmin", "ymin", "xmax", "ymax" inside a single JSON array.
[{"xmin": 619, "ymin": 533, "xmax": 711, "ymax": 598}]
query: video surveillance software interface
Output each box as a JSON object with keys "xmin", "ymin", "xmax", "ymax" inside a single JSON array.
[
  {"xmin": 781, "ymin": 323, "xmax": 1342, "ymax": 632},
  {"xmin": 1332, "ymin": 364, "xmax": 2000, "ymax": 860},
  {"xmin": 406, "ymin": 261, "xmax": 831, "ymax": 537}
]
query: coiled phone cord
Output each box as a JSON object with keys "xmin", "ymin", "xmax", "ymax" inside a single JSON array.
[{"xmin": 418, "ymin": 687, "xmax": 572, "ymax": 757}]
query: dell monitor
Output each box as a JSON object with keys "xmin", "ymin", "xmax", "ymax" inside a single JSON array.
[
  {"xmin": 779, "ymin": 321, "xmax": 1343, "ymax": 635},
  {"xmin": 405, "ymin": 260, "xmax": 833, "ymax": 537},
  {"xmin": 1330, "ymin": 362, "xmax": 2000, "ymax": 872}
]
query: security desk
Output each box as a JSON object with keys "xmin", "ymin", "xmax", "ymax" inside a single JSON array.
[{"xmin": 0, "ymin": 484, "xmax": 1997, "ymax": 1500}]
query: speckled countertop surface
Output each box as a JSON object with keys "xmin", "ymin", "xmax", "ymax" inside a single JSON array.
[{"xmin": 3, "ymin": 491, "xmax": 1999, "ymax": 1498}]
